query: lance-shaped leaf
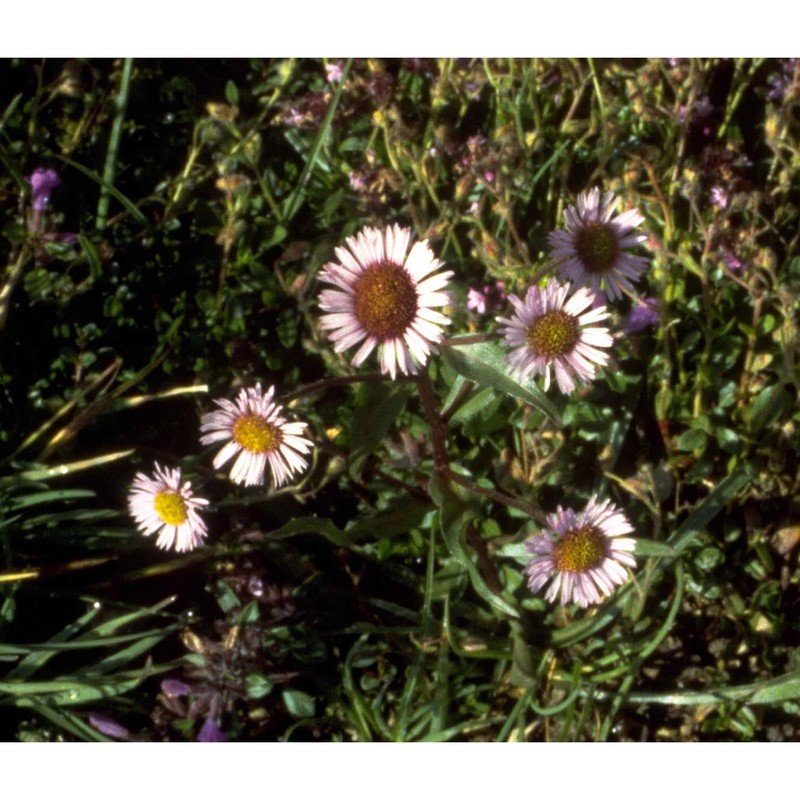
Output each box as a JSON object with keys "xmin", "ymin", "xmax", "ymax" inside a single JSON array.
[{"xmin": 441, "ymin": 340, "xmax": 561, "ymax": 425}]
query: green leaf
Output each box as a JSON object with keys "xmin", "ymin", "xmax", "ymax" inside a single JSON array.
[
  {"xmin": 7, "ymin": 489, "xmax": 96, "ymax": 510},
  {"xmin": 5, "ymin": 606, "xmax": 101, "ymax": 680},
  {"xmin": 345, "ymin": 498, "xmax": 432, "ymax": 541},
  {"xmin": 431, "ymin": 476, "xmax": 519, "ymax": 620},
  {"xmin": 449, "ymin": 386, "xmax": 498, "ymax": 424},
  {"xmin": 56, "ymin": 155, "xmax": 150, "ymax": 227},
  {"xmin": 623, "ymin": 669, "xmax": 800, "ymax": 706},
  {"xmin": 264, "ymin": 516, "xmax": 353, "ymax": 547},
  {"xmin": 676, "ymin": 428, "xmax": 706, "ymax": 451},
  {"xmin": 714, "ymin": 426, "xmax": 741, "ymax": 454},
  {"xmin": 88, "ymin": 631, "xmax": 173, "ymax": 676},
  {"xmin": 668, "ymin": 466, "xmax": 753, "ymax": 555},
  {"xmin": 634, "ymin": 539, "xmax": 676, "ymax": 558},
  {"xmin": 282, "ymin": 688, "xmax": 315, "ymax": 719},
  {"xmin": 78, "ymin": 234, "xmax": 103, "ymax": 279},
  {"xmin": 225, "ymin": 80, "xmax": 239, "ymax": 105},
  {"xmin": 27, "ymin": 702, "xmax": 109, "ymax": 742},
  {"xmin": 349, "ymin": 384, "xmax": 411, "ymax": 464},
  {"xmin": 441, "ymin": 340, "xmax": 561, "ymax": 425},
  {"xmin": 746, "ymin": 384, "xmax": 792, "ymax": 436},
  {"xmin": 245, "ymin": 673, "xmax": 273, "ymax": 699},
  {"xmin": 216, "ymin": 581, "xmax": 241, "ymax": 614}
]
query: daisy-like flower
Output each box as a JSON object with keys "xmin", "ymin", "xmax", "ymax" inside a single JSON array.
[
  {"xmin": 525, "ymin": 496, "xmax": 637, "ymax": 609},
  {"xmin": 199, "ymin": 383, "xmax": 312, "ymax": 488},
  {"xmin": 496, "ymin": 278, "xmax": 613, "ymax": 394},
  {"xmin": 548, "ymin": 187, "xmax": 649, "ymax": 301},
  {"xmin": 128, "ymin": 463, "xmax": 208, "ymax": 552},
  {"xmin": 318, "ymin": 224, "xmax": 453, "ymax": 379}
]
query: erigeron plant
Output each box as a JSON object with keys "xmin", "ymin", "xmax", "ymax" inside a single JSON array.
[{"xmin": 129, "ymin": 188, "xmax": 650, "ymax": 613}]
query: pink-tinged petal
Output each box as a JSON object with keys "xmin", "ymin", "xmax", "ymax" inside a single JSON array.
[
  {"xmin": 525, "ymin": 498, "xmax": 637, "ymax": 609},
  {"xmin": 549, "ymin": 187, "xmax": 649, "ymax": 301},
  {"xmin": 127, "ymin": 463, "xmax": 208, "ymax": 553},
  {"xmin": 199, "ymin": 385, "xmax": 313, "ymax": 489},
  {"xmin": 317, "ymin": 225, "xmax": 451, "ymax": 378}
]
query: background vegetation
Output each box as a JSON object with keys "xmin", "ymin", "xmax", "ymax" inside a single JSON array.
[{"xmin": 1, "ymin": 57, "xmax": 799, "ymax": 742}]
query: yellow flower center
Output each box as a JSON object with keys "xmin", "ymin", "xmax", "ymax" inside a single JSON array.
[
  {"xmin": 153, "ymin": 491, "xmax": 189, "ymax": 526},
  {"xmin": 574, "ymin": 222, "xmax": 619, "ymax": 274},
  {"xmin": 353, "ymin": 262, "xmax": 418, "ymax": 339},
  {"xmin": 232, "ymin": 413, "xmax": 283, "ymax": 454},
  {"xmin": 526, "ymin": 310, "xmax": 579, "ymax": 358},
  {"xmin": 552, "ymin": 525, "xmax": 607, "ymax": 573}
]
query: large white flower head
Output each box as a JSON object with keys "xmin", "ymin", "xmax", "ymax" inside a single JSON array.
[
  {"xmin": 318, "ymin": 224, "xmax": 453, "ymax": 379},
  {"xmin": 199, "ymin": 383, "xmax": 312, "ymax": 488},
  {"xmin": 525, "ymin": 495, "xmax": 637, "ymax": 609},
  {"xmin": 548, "ymin": 187, "xmax": 649, "ymax": 301},
  {"xmin": 496, "ymin": 278, "xmax": 613, "ymax": 394},
  {"xmin": 128, "ymin": 463, "xmax": 208, "ymax": 552}
]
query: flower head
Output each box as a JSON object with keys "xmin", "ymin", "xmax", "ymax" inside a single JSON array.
[
  {"xmin": 710, "ymin": 185, "xmax": 729, "ymax": 210},
  {"xmin": 318, "ymin": 224, "xmax": 453, "ymax": 379},
  {"xmin": 200, "ymin": 383, "xmax": 312, "ymax": 488},
  {"xmin": 721, "ymin": 245, "xmax": 744, "ymax": 273},
  {"xmin": 25, "ymin": 168, "xmax": 61, "ymax": 212},
  {"xmin": 467, "ymin": 280, "xmax": 506, "ymax": 316},
  {"xmin": 625, "ymin": 297, "xmax": 659, "ymax": 333},
  {"xmin": 325, "ymin": 61, "xmax": 343, "ymax": 83},
  {"xmin": 128, "ymin": 463, "xmax": 208, "ymax": 552},
  {"xmin": 548, "ymin": 187, "xmax": 649, "ymax": 301},
  {"xmin": 525, "ymin": 496, "xmax": 637, "ymax": 608},
  {"xmin": 496, "ymin": 278, "xmax": 613, "ymax": 394},
  {"xmin": 198, "ymin": 717, "xmax": 228, "ymax": 742}
]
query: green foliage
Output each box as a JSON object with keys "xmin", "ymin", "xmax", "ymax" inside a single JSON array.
[{"xmin": 1, "ymin": 57, "xmax": 799, "ymax": 742}]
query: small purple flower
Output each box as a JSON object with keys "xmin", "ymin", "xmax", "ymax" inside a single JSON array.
[
  {"xmin": 285, "ymin": 108, "xmax": 304, "ymax": 127},
  {"xmin": 768, "ymin": 58, "xmax": 797, "ymax": 102},
  {"xmin": 325, "ymin": 62, "xmax": 343, "ymax": 83},
  {"xmin": 625, "ymin": 298, "xmax": 659, "ymax": 333},
  {"xmin": 466, "ymin": 134, "xmax": 487, "ymax": 151},
  {"xmin": 161, "ymin": 678, "xmax": 193, "ymax": 698},
  {"xmin": 466, "ymin": 281, "xmax": 506, "ymax": 316},
  {"xmin": 466, "ymin": 288, "xmax": 487, "ymax": 314},
  {"xmin": 348, "ymin": 171, "xmax": 368, "ymax": 192},
  {"xmin": 721, "ymin": 246, "xmax": 744, "ymax": 272},
  {"xmin": 197, "ymin": 716, "xmax": 228, "ymax": 742},
  {"xmin": 26, "ymin": 168, "xmax": 61, "ymax": 213},
  {"xmin": 710, "ymin": 186, "xmax": 729, "ymax": 210},
  {"xmin": 88, "ymin": 712, "xmax": 130, "ymax": 740},
  {"xmin": 40, "ymin": 232, "xmax": 79, "ymax": 248}
]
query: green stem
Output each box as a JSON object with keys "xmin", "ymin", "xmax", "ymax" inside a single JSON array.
[
  {"xmin": 96, "ymin": 58, "xmax": 133, "ymax": 231},
  {"xmin": 444, "ymin": 468, "xmax": 543, "ymax": 523},
  {"xmin": 416, "ymin": 372, "xmax": 449, "ymax": 475},
  {"xmin": 283, "ymin": 58, "xmax": 352, "ymax": 224}
]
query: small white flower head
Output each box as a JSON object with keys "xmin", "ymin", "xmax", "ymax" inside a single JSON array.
[
  {"xmin": 496, "ymin": 278, "xmax": 613, "ymax": 394},
  {"xmin": 318, "ymin": 224, "xmax": 453, "ymax": 379},
  {"xmin": 525, "ymin": 495, "xmax": 637, "ymax": 609},
  {"xmin": 548, "ymin": 187, "xmax": 649, "ymax": 301},
  {"xmin": 128, "ymin": 463, "xmax": 208, "ymax": 552},
  {"xmin": 199, "ymin": 383, "xmax": 313, "ymax": 488},
  {"xmin": 325, "ymin": 62, "xmax": 343, "ymax": 83}
]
